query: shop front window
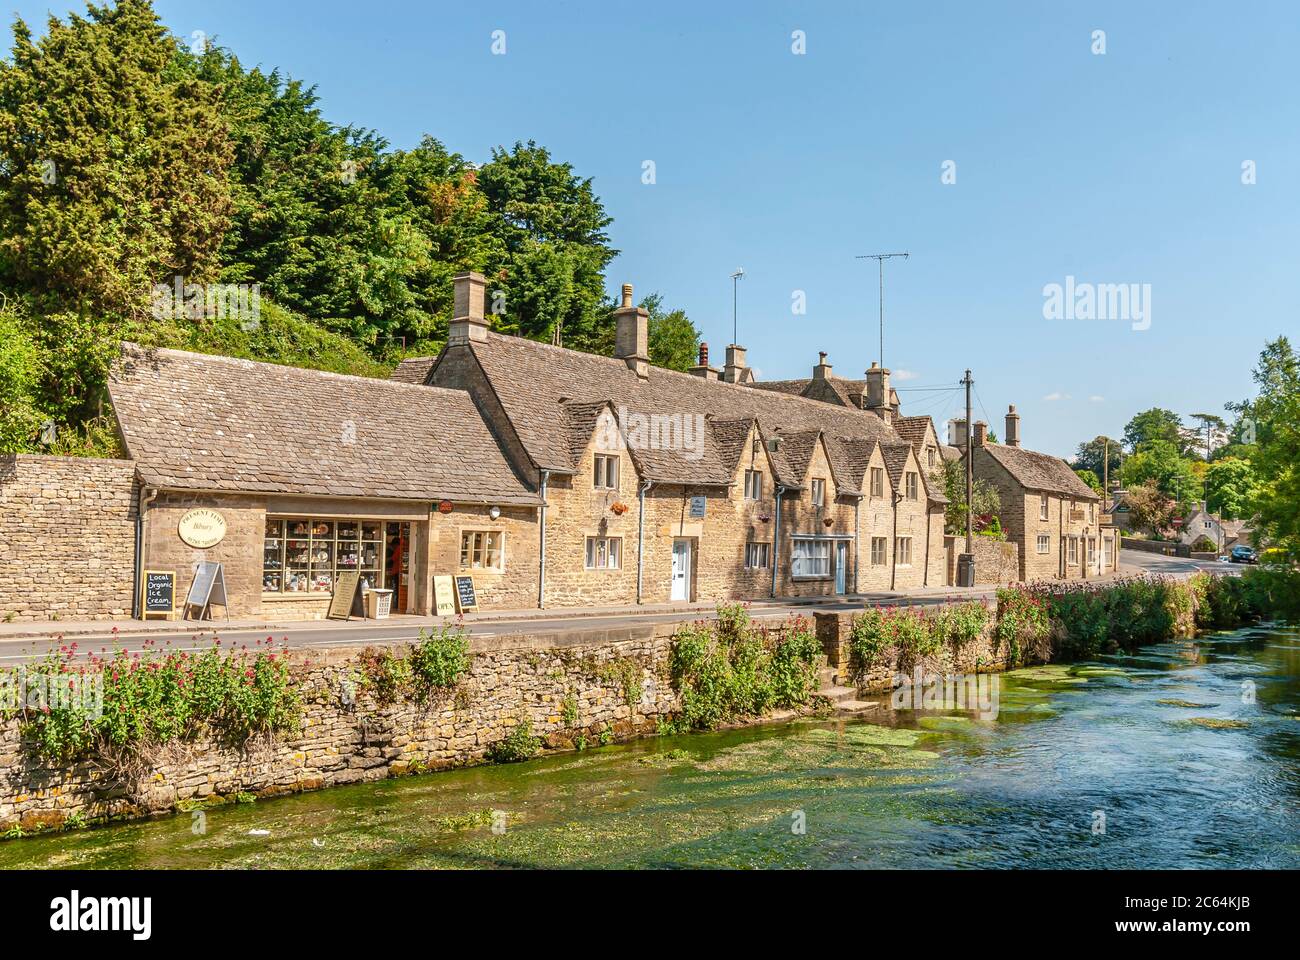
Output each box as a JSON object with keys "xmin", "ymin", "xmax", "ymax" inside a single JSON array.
[{"xmin": 264, "ymin": 517, "xmax": 383, "ymax": 594}]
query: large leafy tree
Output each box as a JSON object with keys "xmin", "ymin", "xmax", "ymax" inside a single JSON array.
[
  {"xmin": 1204, "ymin": 457, "xmax": 1256, "ymax": 520},
  {"xmin": 1123, "ymin": 408, "xmax": 1184, "ymax": 453},
  {"xmin": 476, "ymin": 141, "xmax": 617, "ymax": 351},
  {"xmin": 1125, "ymin": 481, "xmax": 1177, "ymax": 538},
  {"xmin": 1072, "ymin": 435, "xmax": 1122, "ymax": 486},
  {"xmin": 1235, "ymin": 337, "xmax": 1300, "ymax": 557},
  {"xmin": 0, "ymin": 0, "xmax": 234, "ymax": 429},
  {"xmin": 1120, "ymin": 439, "xmax": 1200, "ymax": 506}
]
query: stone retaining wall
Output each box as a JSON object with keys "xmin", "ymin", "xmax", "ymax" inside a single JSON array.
[{"xmin": 0, "ymin": 617, "xmax": 796, "ymax": 834}]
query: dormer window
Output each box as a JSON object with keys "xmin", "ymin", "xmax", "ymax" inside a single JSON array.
[
  {"xmin": 811, "ymin": 478, "xmax": 825, "ymax": 508},
  {"xmin": 927, "ymin": 447, "xmax": 936, "ymax": 468},
  {"xmin": 594, "ymin": 454, "xmax": 619, "ymax": 490},
  {"xmin": 870, "ymin": 467, "xmax": 884, "ymax": 498},
  {"xmin": 744, "ymin": 469, "xmax": 763, "ymax": 500},
  {"xmin": 905, "ymin": 472, "xmax": 919, "ymax": 500}
]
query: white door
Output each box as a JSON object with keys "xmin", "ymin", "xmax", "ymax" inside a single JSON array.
[
  {"xmin": 835, "ymin": 541, "xmax": 848, "ymax": 594},
  {"xmin": 671, "ymin": 539, "xmax": 691, "ymax": 601}
]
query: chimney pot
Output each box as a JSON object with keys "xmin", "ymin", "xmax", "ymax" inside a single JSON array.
[
  {"xmin": 724, "ymin": 343, "xmax": 751, "ymax": 383},
  {"xmin": 974, "ymin": 421, "xmax": 988, "ymax": 447},
  {"xmin": 864, "ymin": 363, "xmax": 892, "ymax": 422},
  {"xmin": 613, "ymin": 281, "xmax": 649, "ymax": 378},
  {"xmin": 448, "ymin": 271, "xmax": 489, "ymax": 345},
  {"xmin": 1005, "ymin": 404, "xmax": 1021, "ymax": 447},
  {"xmin": 699, "ymin": 342, "xmax": 710, "ymax": 367},
  {"xmin": 813, "ymin": 352, "xmax": 833, "ymax": 380}
]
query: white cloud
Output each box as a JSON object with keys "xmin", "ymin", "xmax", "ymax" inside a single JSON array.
[
  {"xmin": 1042, "ymin": 391, "xmax": 1071, "ymax": 402},
  {"xmin": 1089, "ymin": 395, "xmax": 1105, "ymax": 403},
  {"xmin": 893, "ymin": 369, "xmax": 919, "ymax": 381}
]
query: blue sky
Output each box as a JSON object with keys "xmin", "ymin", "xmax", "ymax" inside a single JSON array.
[{"xmin": 11, "ymin": 0, "xmax": 1298, "ymax": 456}]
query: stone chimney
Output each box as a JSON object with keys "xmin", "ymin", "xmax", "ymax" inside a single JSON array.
[
  {"xmin": 724, "ymin": 344, "xmax": 751, "ymax": 384},
  {"xmin": 949, "ymin": 417, "xmax": 968, "ymax": 449},
  {"xmin": 689, "ymin": 341, "xmax": 720, "ymax": 380},
  {"xmin": 813, "ymin": 351, "xmax": 833, "ymax": 380},
  {"xmin": 1005, "ymin": 404, "xmax": 1021, "ymax": 448},
  {"xmin": 973, "ymin": 420, "xmax": 989, "ymax": 447},
  {"xmin": 864, "ymin": 362, "xmax": 892, "ymax": 423},
  {"xmin": 448, "ymin": 272, "xmax": 489, "ymax": 345},
  {"xmin": 613, "ymin": 283, "xmax": 649, "ymax": 379}
]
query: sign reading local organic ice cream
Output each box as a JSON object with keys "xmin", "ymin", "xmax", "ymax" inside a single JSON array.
[{"xmin": 178, "ymin": 508, "xmax": 227, "ymax": 548}]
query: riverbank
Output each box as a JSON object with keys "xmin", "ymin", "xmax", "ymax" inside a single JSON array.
[{"xmin": 1, "ymin": 567, "xmax": 1295, "ymax": 839}]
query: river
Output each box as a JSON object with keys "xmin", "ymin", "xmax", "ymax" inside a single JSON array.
[{"xmin": 2, "ymin": 624, "xmax": 1297, "ymax": 869}]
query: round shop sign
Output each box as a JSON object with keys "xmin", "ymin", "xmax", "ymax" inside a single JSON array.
[{"xmin": 178, "ymin": 508, "xmax": 227, "ymax": 548}]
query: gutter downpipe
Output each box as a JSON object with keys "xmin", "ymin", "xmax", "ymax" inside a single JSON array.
[
  {"xmin": 890, "ymin": 489, "xmax": 903, "ymax": 591},
  {"xmin": 770, "ymin": 485, "xmax": 787, "ymax": 598},
  {"xmin": 537, "ymin": 470, "xmax": 550, "ymax": 609},
  {"xmin": 132, "ymin": 485, "xmax": 158, "ymax": 619},
  {"xmin": 923, "ymin": 501, "xmax": 932, "ymax": 587},
  {"xmin": 853, "ymin": 495, "xmax": 862, "ymax": 594},
  {"xmin": 636, "ymin": 479, "xmax": 653, "ymax": 604}
]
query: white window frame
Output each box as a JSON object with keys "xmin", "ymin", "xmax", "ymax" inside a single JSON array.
[
  {"xmin": 1068, "ymin": 536, "xmax": 1079, "ymax": 565},
  {"xmin": 744, "ymin": 542, "xmax": 770, "ymax": 569},
  {"xmin": 927, "ymin": 448, "xmax": 936, "ymax": 468},
  {"xmin": 895, "ymin": 536, "xmax": 913, "ymax": 567},
  {"xmin": 460, "ymin": 529, "xmax": 505, "ymax": 572},
  {"xmin": 744, "ymin": 469, "xmax": 763, "ymax": 501},
  {"xmin": 585, "ymin": 536, "xmax": 622, "ymax": 570},
  {"xmin": 1040, "ymin": 494, "xmax": 1050, "ymax": 520},
  {"xmin": 791, "ymin": 538, "xmax": 831, "ymax": 579},
  {"xmin": 870, "ymin": 467, "xmax": 884, "ymax": 498},
  {"xmin": 593, "ymin": 454, "xmax": 619, "ymax": 490},
  {"xmin": 1036, "ymin": 534, "xmax": 1050, "ymax": 555},
  {"xmin": 810, "ymin": 478, "xmax": 825, "ymax": 508},
  {"xmin": 905, "ymin": 471, "xmax": 919, "ymax": 500},
  {"xmin": 871, "ymin": 536, "xmax": 887, "ymax": 565}
]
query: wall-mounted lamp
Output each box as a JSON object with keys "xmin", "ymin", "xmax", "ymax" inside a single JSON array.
[{"xmin": 488, "ymin": 505, "xmax": 501, "ymax": 521}]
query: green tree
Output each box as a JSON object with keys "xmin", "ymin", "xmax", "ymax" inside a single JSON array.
[
  {"xmin": 1120, "ymin": 439, "xmax": 1200, "ymax": 506},
  {"xmin": 0, "ymin": 0, "xmax": 233, "ymax": 431},
  {"xmin": 1237, "ymin": 337, "xmax": 1300, "ymax": 558},
  {"xmin": 1204, "ymin": 457, "xmax": 1256, "ymax": 520},
  {"xmin": 1073, "ymin": 435, "xmax": 1122, "ymax": 484},
  {"xmin": 0, "ymin": 298, "xmax": 47, "ymax": 450},
  {"xmin": 476, "ymin": 141, "xmax": 617, "ymax": 351},
  {"xmin": 1074, "ymin": 468, "xmax": 1103, "ymax": 495},
  {"xmin": 1125, "ymin": 481, "xmax": 1176, "ymax": 538},
  {"xmin": 1123, "ymin": 408, "xmax": 1184, "ymax": 453},
  {"xmin": 941, "ymin": 457, "xmax": 1001, "ymax": 536}
]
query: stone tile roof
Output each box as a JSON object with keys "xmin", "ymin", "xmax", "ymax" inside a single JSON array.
[
  {"xmin": 879, "ymin": 441, "xmax": 914, "ymax": 489},
  {"xmin": 709, "ymin": 418, "xmax": 757, "ymax": 476},
  {"xmin": 560, "ymin": 400, "xmax": 611, "ymax": 465},
  {"xmin": 750, "ymin": 375, "xmax": 866, "ymax": 408},
  {"xmin": 390, "ymin": 356, "xmax": 437, "ymax": 384},
  {"xmin": 893, "ymin": 415, "xmax": 933, "ymax": 448},
  {"xmin": 452, "ymin": 333, "xmax": 906, "ymax": 488},
  {"xmin": 109, "ymin": 344, "xmax": 538, "ymax": 504},
  {"xmin": 980, "ymin": 442, "xmax": 1099, "ymax": 500},
  {"xmin": 772, "ymin": 430, "xmax": 820, "ymax": 484}
]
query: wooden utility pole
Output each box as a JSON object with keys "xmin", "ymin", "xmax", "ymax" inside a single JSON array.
[{"xmin": 958, "ymin": 369, "xmax": 976, "ymax": 585}]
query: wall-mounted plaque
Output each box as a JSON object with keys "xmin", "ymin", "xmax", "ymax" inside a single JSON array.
[
  {"xmin": 688, "ymin": 496, "xmax": 707, "ymax": 519},
  {"xmin": 178, "ymin": 508, "xmax": 227, "ymax": 548}
]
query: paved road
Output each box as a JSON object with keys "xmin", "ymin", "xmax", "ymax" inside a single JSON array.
[{"xmin": 0, "ymin": 549, "xmax": 1230, "ymax": 664}]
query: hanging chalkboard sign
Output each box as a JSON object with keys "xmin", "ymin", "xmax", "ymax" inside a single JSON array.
[
  {"xmin": 183, "ymin": 561, "xmax": 229, "ymax": 621},
  {"xmin": 140, "ymin": 570, "xmax": 176, "ymax": 620},
  {"xmin": 328, "ymin": 571, "xmax": 361, "ymax": 621},
  {"xmin": 454, "ymin": 574, "xmax": 478, "ymax": 613}
]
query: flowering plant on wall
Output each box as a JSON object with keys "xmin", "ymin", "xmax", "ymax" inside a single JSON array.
[
  {"xmin": 610, "ymin": 502, "xmax": 629, "ymax": 515},
  {"xmin": 823, "ymin": 517, "xmax": 834, "ymax": 528}
]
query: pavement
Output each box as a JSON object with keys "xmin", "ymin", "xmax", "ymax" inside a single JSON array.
[{"xmin": 0, "ymin": 549, "xmax": 1228, "ymax": 663}]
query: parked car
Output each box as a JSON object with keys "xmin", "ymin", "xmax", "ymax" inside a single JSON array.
[{"xmin": 1230, "ymin": 545, "xmax": 1258, "ymax": 564}]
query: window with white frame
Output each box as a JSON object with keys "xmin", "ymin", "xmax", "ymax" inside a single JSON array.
[
  {"xmin": 744, "ymin": 469, "xmax": 763, "ymax": 501},
  {"xmin": 870, "ymin": 467, "xmax": 884, "ymax": 498},
  {"xmin": 905, "ymin": 471, "xmax": 919, "ymax": 500},
  {"xmin": 460, "ymin": 530, "xmax": 504, "ymax": 572},
  {"xmin": 1068, "ymin": 537, "xmax": 1078, "ymax": 564},
  {"xmin": 871, "ymin": 537, "xmax": 887, "ymax": 565},
  {"xmin": 791, "ymin": 539, "xmax": 831, "ymax": 578},
  {"xmin": 810, "ymin": 478, "xmax": 825, "ymax": 507},
  {"xmin": 744, "ymin": 542, "xmax": 770, "ymax": 569},
  {"xmin": 895, "ymin": 536, "xmax": 913, "ymax": 566},
  {"xmin": 593, "ymin": 454, "xmax": 619, "ymax": 490},
  {"xmin": 1089, "ymin": 502, "xmax": 1096, "ymax": 523},
  {"xmin": 1036, "ymin": 534, "xmax": 1050, "ymax": 555},
  {"xmin": 1040, "ymin": 494, "xmax": 1050, "ymax": 520},
  {"xmin": 585, "ymin": 536, "xmax": 622, "ymax": 569},
  {"xmin": 927, "ymin": 447, "xmax": 936, "ymax": 468}
]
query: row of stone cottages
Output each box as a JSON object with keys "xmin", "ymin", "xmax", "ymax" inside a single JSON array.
[{"xmin": 0, "ymin": 273, "xmax": 1115, "ymax": 622}]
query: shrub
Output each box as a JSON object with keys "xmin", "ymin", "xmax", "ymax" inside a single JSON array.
[
  {"xmin": 409, "ymin": 623, "xmax": 470, "ymax": 699},
  {"xmin": 487, "ymin": 718, "xmax": 541, "ymax": 763},
  {"xmin": 668, "ymin": 610, "xmax": 821, "ymax": 731},
  {"xmin": 994, "ymin": 587, "xmax": 1051, "ymax": 666}
]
